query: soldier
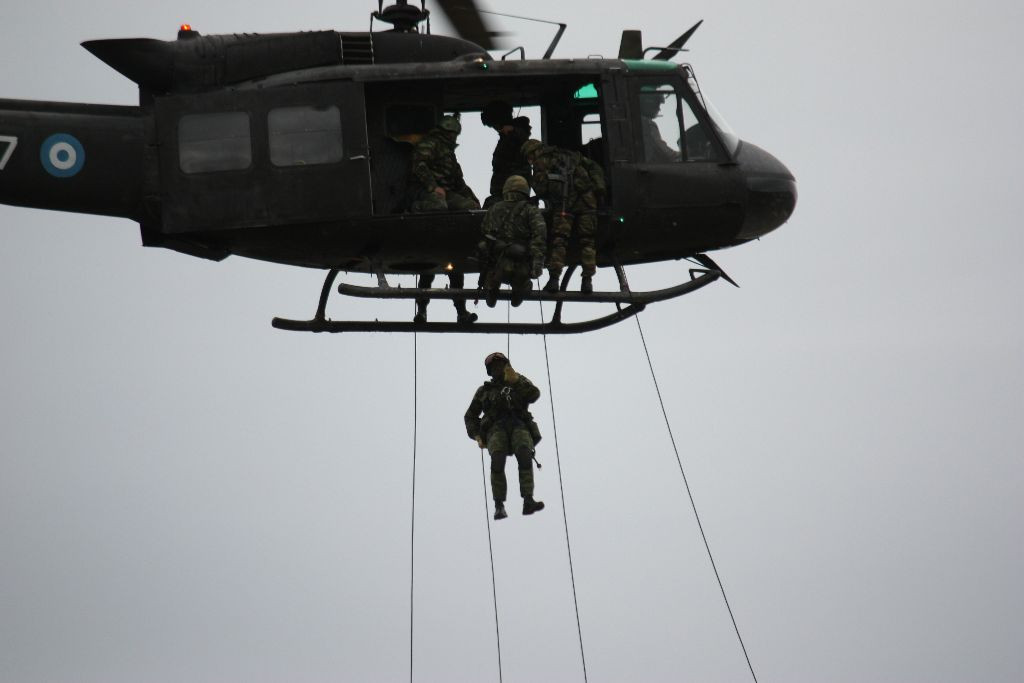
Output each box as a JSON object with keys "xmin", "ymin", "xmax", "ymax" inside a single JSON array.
[
  {"xmin": 520, "ymin": 139, "xmax": 606, "ymax": 294},
  {"xmin": 465, "ymin": 352, "xmax": 545, "ymax": 520},
  {"xmin": 639, "ymin": 87, "xmax": 681, "ymax": 163},
  {"xmin": 409, "ymin": 114, "xmax": 481, "ymax": 211},
  {"xmin": 480, "ymin": 101, "xmax": 533, "ymax": 209},
  {"xmin": 478, "ymin": 175, "xmax": 546, "ymax": 308},
  {"xmin": 409, "ymin": 114, "xmax": 480, "ymax": 324}
]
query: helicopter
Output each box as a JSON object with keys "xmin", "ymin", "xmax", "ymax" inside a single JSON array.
[{"xmin": 0, "ymin": 0, "xmax": 796, "ymax": 334}]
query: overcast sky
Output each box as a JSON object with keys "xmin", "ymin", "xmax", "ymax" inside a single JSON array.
[{"xmin": 2, "ymin": 1, "xmax": 1022, "ymax": 682}]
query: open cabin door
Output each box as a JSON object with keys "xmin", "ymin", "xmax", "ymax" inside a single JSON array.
[{"xmin": 156, "ymin": 81, "xmax": 370, "ymax": 234}]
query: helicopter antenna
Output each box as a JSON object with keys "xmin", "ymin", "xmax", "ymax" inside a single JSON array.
[{"xmin": 479, "ymin": 10, "xmax": 566, "ymax": 59}]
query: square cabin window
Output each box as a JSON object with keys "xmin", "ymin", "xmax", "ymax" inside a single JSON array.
[
  {"xmin": 269, "ymin": 105, "xmax": 343, "ymax": 167},
  {"xmin": 179, "ymin": 112, "xmax": 252, "ymax": 173}
]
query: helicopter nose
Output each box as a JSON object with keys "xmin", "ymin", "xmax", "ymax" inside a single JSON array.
[{"xmin": 735, "ymin": 141, "xmax": 797, "ymax": 240}]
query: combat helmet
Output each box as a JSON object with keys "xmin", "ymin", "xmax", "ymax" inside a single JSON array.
[
  {"xmin": 502, "ymin": 175, "xmax": 529, "ymax": 196},
  {"xmin": 484, "ymin": 351, "xmax": 509, "ymax": 370},
  {"xmin": 438, "ymin": 115, "xmax": 462, "ymax": 135},
  {"xmin": 480, "ymin": 100, "xmax": 513, "ymax": 128},
  {"xmin": 520, "ymin": 139, "xmax": 544, "ymax": 159}
]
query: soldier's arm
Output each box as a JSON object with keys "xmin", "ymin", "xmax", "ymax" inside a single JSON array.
[
  {"xmin": 530, "ymin": 161, "xmax": 550, "ymax": 198},
  {"xmin": 411, "ymin": 141, "xmax": 439, "ymax": 191},
  {"xmin": 464, "ymin": 387, "xmax": 485, "ymax": 439},
  {"xmin": 513, "ymin": 375, "xmax": 541, "ymax": 405},
  {"xmin": 479, "ymin": 211, "xmax": 497, "ymax": 264},
  {"xmin": 528, "ymin": 207, "xmax": 547, "ymax": 272}
]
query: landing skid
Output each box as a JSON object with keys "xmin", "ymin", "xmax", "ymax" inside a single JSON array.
[{"xmin": 272, "ymin": 262, "xmax": 722, "ymax": 335}]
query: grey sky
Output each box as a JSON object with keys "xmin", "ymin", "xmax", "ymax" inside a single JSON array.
[{"xmin": 2, "ymin": 1, "xmax": 1022, "ymax": 681}]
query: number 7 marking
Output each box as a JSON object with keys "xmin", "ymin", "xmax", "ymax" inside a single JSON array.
[{"xmin": 0, "ymin": 135, "xmax": 18, "ymax": 170}]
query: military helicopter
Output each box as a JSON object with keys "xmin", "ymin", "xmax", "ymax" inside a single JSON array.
[{"xmin": 0, "ymin": 0, "xmax": 796, "ymax": 334}]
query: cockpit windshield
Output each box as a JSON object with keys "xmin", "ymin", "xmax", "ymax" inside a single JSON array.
[{"xmin": 685, "ymin": 70, "xmax": 740, "ymax": 155}]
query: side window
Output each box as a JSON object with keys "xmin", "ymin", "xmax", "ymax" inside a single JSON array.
[
  {"xmin": 268, "ymin": 105, "xmax": 343, "ymax": 167},
  {"xmin": 179, "ymin": 112, "xmax": 252, "ymax": 173},
  {"xmin": 638, "ymin": 80, "xmax": 719, "ymax": 162}
]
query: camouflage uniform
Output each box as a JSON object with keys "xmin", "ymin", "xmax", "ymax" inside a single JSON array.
[
  {"xmin": 478, "ymin": 178, "xmax": 546, "ymax": 305},
  {"xmin": 409, "ymin": 117, "xmax": 479, "ymax": 322},
  {"xmin": 524, "ymin": 141, "xmax": 605, "ymax": 278},
  {"xmin": 465, "ymin": 371, "xmax": 543, "ymax": 504},
  {"xmin": 409, "ymin": 125, "xmax": 480, "ymax": 212}
]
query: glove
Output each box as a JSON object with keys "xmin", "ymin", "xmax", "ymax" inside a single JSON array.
[
  {"xmin": 503, "ymin": 365, "xmax": 519, "ymax": 384},
  {"xmin": 476, "ymin": 436, "xmax": 485, "ymax": 449}
]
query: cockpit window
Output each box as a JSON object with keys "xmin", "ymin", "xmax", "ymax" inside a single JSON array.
[
  {"xmin": 638, "ymin": 80, "xmax": 719, "ymax": 162},
  {"xmin": 686, "ymin": 73, "xmax": 739, "ymax": 155}
]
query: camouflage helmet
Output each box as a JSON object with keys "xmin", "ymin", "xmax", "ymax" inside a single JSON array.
[
  {"xmin": 520, "ymin": 139, "xmax": 544, "ymax": 159},
  {"xmin": 438, "ymin": 115, "xmax": 462, "ymax": 135},
  {"xmin": 502, "ymin": 175, "xmax": 529, "ymax": 195},
  {"xmin": 484, "ymin": 351, "xmax": 509, "ymax": 370}
]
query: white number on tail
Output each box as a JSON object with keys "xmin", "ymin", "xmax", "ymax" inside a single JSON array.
[{"xmin": 0, "ymin": 135, "xmax": 17, "ymax": 170}]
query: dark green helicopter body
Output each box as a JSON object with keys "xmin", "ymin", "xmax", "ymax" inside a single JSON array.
[{"xmin": 0, "ymin": 1, "xmax": 796, "ymax": 333}]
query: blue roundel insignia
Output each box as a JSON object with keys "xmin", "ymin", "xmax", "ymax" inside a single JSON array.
[{"xmin": 40, "ymin": 134, "xmax": 85, "ymax": 178}]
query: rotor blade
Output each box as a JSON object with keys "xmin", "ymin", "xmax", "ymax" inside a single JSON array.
[
  {"xmin": 651, "ymin": 19, "xmax": 703, "ymax": 60},
  {"xmin": 433, "ymin": 0, "xmax": 497, "ymax": 50}
]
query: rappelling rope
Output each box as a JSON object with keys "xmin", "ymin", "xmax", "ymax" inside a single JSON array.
[
  {"xmin": 409, "ymin": 328, "xmax": 418, "ymax": 683},
  {"xmin": 480, "ymin": 446, "xmax": 504, "ymax": 683},
  {"xmin": 537, "ymin": 294, "xmax": 589, "ymax": 683},
  {"xmin": 633, "ymin": 313, "xmax": 760, "ymax": 683}
]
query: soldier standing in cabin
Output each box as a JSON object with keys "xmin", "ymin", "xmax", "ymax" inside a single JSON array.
[
  {"xmin": 408, "ymin": 114, "xmax": 480, "ymax": 324},
  {"xmin": 520, "ymin": 139, "xmax": 606, "ymax": 294},
  {"xmin": 465, "ymin": 352, "xmax": 545, "ymax": 520},
  {"xmin": 480, "ymin": 100, "xmax": 533, "ymax": 209},
  {"xmin": 478, "ymin": 175, "xmax": 546, "ymax": 308}
]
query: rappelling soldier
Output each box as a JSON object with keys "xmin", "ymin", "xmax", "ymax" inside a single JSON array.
[
  {"xmin": 465, "ymin": 352, "xmax": 545, "ymax": 520},
  {"xmin": 480, "ymin": 100, "xmax": 533, "ymax": 209},
  {"xmin": 520, "ymin": 139, "xmax": 606, "ymax": 294},
  {"xmin": 478, "ymin": 175, "xmax": 546, "ymax": 308},
  {"xmin": 409, "ymin": 114, "xmax": 480, "ymax": 324}
]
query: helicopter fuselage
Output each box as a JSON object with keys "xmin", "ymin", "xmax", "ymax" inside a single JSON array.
[{"xmin": 0, "ymin": 32, "xmax": 796, "ymax": 275}]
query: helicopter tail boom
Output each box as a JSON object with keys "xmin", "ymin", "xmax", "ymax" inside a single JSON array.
[{"xmin": 0, "ymin": 99, "xmax": 145, "ymax": 221}]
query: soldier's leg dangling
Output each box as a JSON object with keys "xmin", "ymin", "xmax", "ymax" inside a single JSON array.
[
  {"xmin": 414, "ymin": 273, "xmax": 434, "ymax": 323},
  {"xmin": 487, "ymin": 429, "xmax": 512, "ymax": 520},
  {"xmin": 544, "ymin": 211, "xmax": 572, "ymax": 293},
  {"xmin": 512, "ymin": 428, "xmax": 544, "ymax": 515}
]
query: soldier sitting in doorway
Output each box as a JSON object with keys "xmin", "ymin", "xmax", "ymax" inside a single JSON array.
[
  {"xmin": 408, "ymin": 114, "xmax": 480, "ymax": 324},
  {"xmin": 521, "ymin": 139, "xmax": 607, "ymax": 294},
  {"xmin": 478, "ymin": 175, "xmax": 546, "ymax": 308}
]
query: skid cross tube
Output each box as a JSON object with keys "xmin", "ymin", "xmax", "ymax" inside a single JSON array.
[{"xmin": 271, "ymin": 267, "xmax": 721, "ymax": 335}]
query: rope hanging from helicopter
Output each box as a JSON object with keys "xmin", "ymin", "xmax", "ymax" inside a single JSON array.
[
  {"xmin": 536, "ymin": 293, "xmax": 591, "ymax": 683},
  {"xmin": 409, "ymin": 327, "xmax": 418, "ymax": 683},
  {"xmin": 631, "ymin": 310, "xmax": 761, "ymax": 683}
]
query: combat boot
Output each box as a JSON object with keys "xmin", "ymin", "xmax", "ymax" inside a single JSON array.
[
  {"xmin": 494, "ymin": 502, "xmax": 508, "ymax": 520},
  {"xmin": 457, "ymin": 309, "xmax": 478, "ymax": 324},
  {"xmin": 522, "ymin": 497, "xmax": 545, "ymax": 515},
  {"xmin": 543, "ymin": 269, "xmax": 561, "ymax": 293},
  {"xmin": 413, "ymin": 300, "xmax": 428, "ymax": 324},
  {"xmin": 581, "ymin": 275, "xmax": 593, "ymax": 294}
]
